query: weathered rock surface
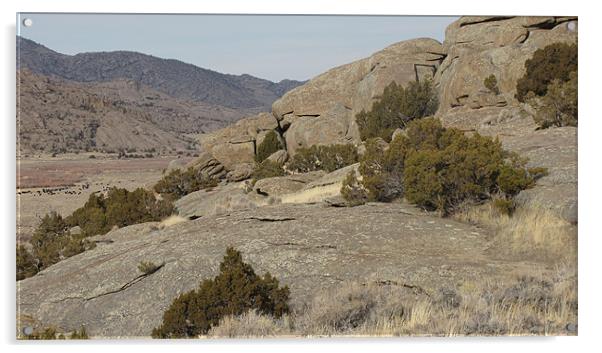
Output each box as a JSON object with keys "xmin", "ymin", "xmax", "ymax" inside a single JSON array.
[
  {"xmin": 272, "ymin": 38, "xmax": 446, "ymax": 154},
  {"xmin": 199, "ymin": 112, "xmax": 278, "ymax": 169},
  {"xmin": 17, "ymin": 202, "xmax": 549, "ymax": 337},
  {"xmin": 185, "ymin": 151, "xmax": 227, "ymax": 180},
  {"xmin": 253, "ymin": 172, "xmax": 326, "ymax": 197},
  {"xmin": 174, "ymin": 182, "xmax": 272, "ymax": 219},
  {"xmin": 266, "ymin": 149, "xmax": 289, "ymax": 165},
  {"xmin": 281, "ymin": 164, "xmax": 359, "ymax": 204},
  {"xmin": 432, "ymin": 16, "xmax": 578, "ymax": 222},
  {"xmin": 435, "ymin": 16, "xmax": 577, "ymax": 116}
]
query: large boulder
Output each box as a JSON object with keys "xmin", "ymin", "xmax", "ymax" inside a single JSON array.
[
  {"xmin": 435, "ymin": 16, "xmax": 577, "ymax": 121},
  {"xmin": 185, "ymin": 151, "xmax": 227, "ymax": 180},
  {"xmin": 266, "ymin": 149, "xmax": 289, "ymax": 165},
  {"xmin": 272, "ymin": 38, "xmax": 446, "ymax": 154},
  {"xmin": 281, "ymin": 164, "xmax": 359, "ymax": 204},
  {"xmin": 253, "ymin": 171, "xmax": 326, "ymax": 197},
  {"xmin": 198, "ymin": 112, "xmax": 278, "ymax": 169},
  {"xmin": 433, "ymin": 16, "xmax": 578, "ymax": 223},
  {"xmin": 175, "ymin": 182, "xmax": 274, "ymax": 219}
]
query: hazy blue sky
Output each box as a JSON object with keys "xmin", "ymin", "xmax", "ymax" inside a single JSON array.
[{"xmin": 17, "ymin": 14, "xmax": 457, "ymax": 82}]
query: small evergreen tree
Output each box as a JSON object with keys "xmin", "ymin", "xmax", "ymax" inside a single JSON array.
[
  {"xmin": 152, "ymin": 247, "xmax": 290, "ymax": 338},
  {"xmin": 16, "ymin": 244, "xmax": 38, "ymax": 280},
  {"xmin": 154, "ymin": 167, "xmax": 218, "ymax": 199},
  {"xmin": 516, "ymin": 42, "xmax": 577, "ymax": 102},
  {"xmin": 356, "ymin": 80, "xmax": 438, "ymax": 142},
  {"xmin": 255, "ymin": 130, "xmax": 283, "ymax": 163},
  {"xmin": 529, "ymin": 71, "xmax": 577, "ymax": 128}
]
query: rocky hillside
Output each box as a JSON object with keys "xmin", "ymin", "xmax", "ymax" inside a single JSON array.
[
  {"xmin": 18, "ymin": 37, "xmax": 305, "ymax": 113},
  {"xmin": 18, "ymin": 69, "xmax": 243, "ymax": 154},
  {"xmin": 199, "ymin": 16, "xmax": 577, "ymax": 222},
  {"xmin": 17, "ymin": 16, "xmax": 578, "ymax": 337}
]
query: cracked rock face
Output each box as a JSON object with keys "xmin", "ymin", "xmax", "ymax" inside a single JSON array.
[
  {"xmin": 272, "ymin": 38, "xmax": 446, "ymax": 154},
  {"xmin": 17, "ymin": 202, "xmax": 550, "ymax": 337},
  {"xmin": 435, "ymin": 16, "xmax": 577, "ymax": 116}
]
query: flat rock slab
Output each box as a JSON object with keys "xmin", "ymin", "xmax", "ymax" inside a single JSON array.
[{"xmin": 17, "ymin": 202, "xmax": 550, "ymax": 338}]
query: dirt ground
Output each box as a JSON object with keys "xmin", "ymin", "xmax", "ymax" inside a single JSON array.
[{"xmin": 16, "ymin": 154, "xmax": 193, "ymax": 243}]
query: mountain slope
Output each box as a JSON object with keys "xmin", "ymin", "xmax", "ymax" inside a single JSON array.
[
  {"xmin": 17, "ymin": 69, "xmax": 244, "ymax": 154},
  {"xmin": 17, "ymin": 37, "xmax": 305, "ymax": 112}
]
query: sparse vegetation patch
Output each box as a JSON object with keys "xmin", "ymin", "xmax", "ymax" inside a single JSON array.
[{"xmin": 154, "ymin": 167, "xmax": 219, "ymax": 200}]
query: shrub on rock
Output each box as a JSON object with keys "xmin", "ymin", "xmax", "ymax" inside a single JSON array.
[
  {"xmin": 528, "ymin": 71, "xmax": 577, "ymax": 128},
  {"xmin": 287, "ymin": 144, "xmax": 358, "ymax": 173},
  {"xmin": 69, "ymin": 188, "xmax": 174, "ymax": 237},
  {"xmin": 484, "ymin": 74, "xmax": 500, "ymax": 94},
  {"xmin": 251, "ymin": 159, "xmax": 286, "ymax": 181},
  {"xmin": 344, "ymin": 118, "xmax": 544, "ymax": 215},
  {"xmin": 516, "ymin": 42, "xmax": 577, "ymax": 102},
  {"xmin": 356, "ymin": 80, "xmax": 438, "ymax": 142},
  {"xmin": 154, "ymin": 167, "xmax": 219, "ymax": 199},
  {"xmin": 255, "ymin": 130, "xmax": 283, "ymax": 163},
  {"xmin": 152, "ymin": 247, "xmax": 290, "ymax": 338},
  {"xmin": 16, "ymin": 244, "xmax": 37, "ymax": 281},
  {"xmin": 340, "ymin": 170, "xmax": 368, "ymax": 206}
]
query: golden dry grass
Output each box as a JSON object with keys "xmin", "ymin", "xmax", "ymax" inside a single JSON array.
[
  {"xmin": 454, "ymin": 202, "xmax": 577, "ymax": 261},
  {"xmin": 207, "ymin": 310, "xmax": 293, "ymax": 338},
  {"xmin": 280, "ymin": 183, "xmax": 342, "ymax": 204},
  {"xmin": 158, "ymin": 215, "xmax": 188, "ymax": 228},
  {"xmin": 204, "ymin": 268, "xmax": 576, "ymax": 337}
]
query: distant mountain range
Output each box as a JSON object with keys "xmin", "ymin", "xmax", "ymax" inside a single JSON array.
[
  {"xmin": 17, "ymin": 37, "xmax": 306, "ymax": 155},
  {"xmin": 18, "ymin": 37, "xmax": 305, "ymax": 112}
]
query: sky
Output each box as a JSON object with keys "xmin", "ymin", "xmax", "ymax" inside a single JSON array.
[{"xmin": 17, "ymin": 13, "xmax": 457, "ymax": 82}]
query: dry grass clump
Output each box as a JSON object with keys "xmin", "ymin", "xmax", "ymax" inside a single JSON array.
[
  {"xmin": 207, "ymin": 310, "xmax": 293, "ymax": 338},
  {"xmin": 295, "ymin": 282, "xmax": 419, "ymax": 336},
  {"xmin": 158, "ymin": 214, "xmax": 188, "ymax": 228},
  {"xmin": 202, "ymin": 265, "xmax": 576, "ymax": 337},
  {"xmin": 454, "ymin": 202, "xmax": 576, "ymax": 261}
]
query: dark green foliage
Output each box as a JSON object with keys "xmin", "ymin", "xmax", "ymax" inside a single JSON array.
[
  {"xmin": 529, "ymin": 71, "xmax": 578, "ymax": 128},
  {"xmin": 152, "ymin": 247, "xmax": 290, "ymax": 338},
  {"xmin": 356, "ymin": 80, "xmax": 438, "ymax": 142},
  {"xmin": 496, "ymin": 164, "xmax": 535, "ymax": 196},
  {"xmin": 16, "ymin": 244, "xmax": 37, "ymax": 281},
  {"xmin": 17, "ymin": 188, "xmax": 173, "ymax": 281},
  {"xmin": 251, "ymin": 159, "xmax": 286, "ymax": 181},
  {"xmin": 19, "ymin": 211, "xmax": 97, "ymax": 280},
  {"xmin": 30, "ymin": 212, "xmax": 70, "ymax": 270},
  {"xmin": 68, "ymin": 188, "xmax": 174, "ymax": 237},
  {"xmin": 484, "ymin": 74, "xmax": 500, "ymax": 94},
  {"xmin": 402, "ymin": 119, "xmax": 540, "ymax": 214},
  {"xmin": 255, "ymin": 130, "xmax": 283, "ymax": 163},
  {"xmin": 287, "ymin": 144, "xmax": 358, "ymax": 173},
  {"xmin": 138, "ymin": 261, "xmax": 161, "ymax": 275},
  {"xmin": 345, "ymin": 118, "xmax": 544, "ymax": 215},
  {"xmin": 154, "ymin": 167, "xmax": 219, "ymax": 199},
  {"xmin": 516, "ymin": 43, "xmax": 577, "ymax": 102}
]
